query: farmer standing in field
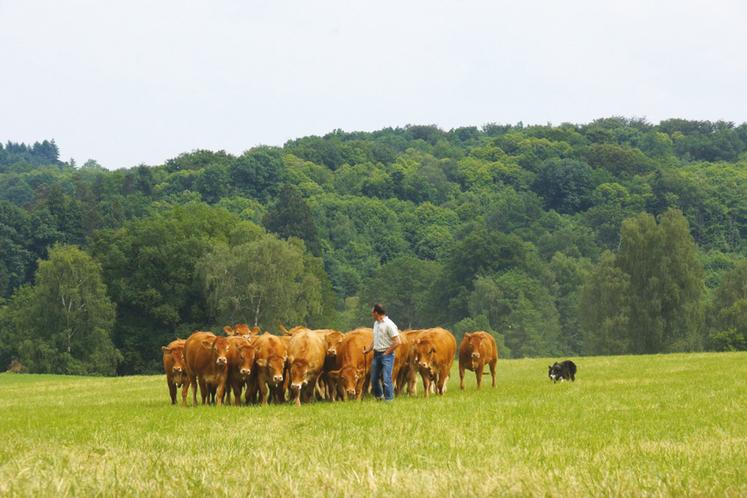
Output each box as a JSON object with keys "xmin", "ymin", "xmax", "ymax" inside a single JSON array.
[{"xmin": 364, "ymin": 303, "xmax": 401, "ymax": 401}]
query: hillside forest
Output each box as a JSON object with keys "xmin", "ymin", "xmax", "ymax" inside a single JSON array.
[{"xmin": 1, "ymin": 118, "xmax": 746, "ymax": 375}]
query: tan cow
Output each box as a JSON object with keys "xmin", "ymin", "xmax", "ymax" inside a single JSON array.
[
  {"xmin": 394, "ymin": 330, "xmax": 425, "ymax": 396},
  {"xmin": 248, "ymin": 333, "xmax": 288, "ymax": 405},
  {"xmin": 413, "ymin": 328, "xmax": 457, "ymax": 398},
  {"xmin": 327, "ymin": 328, "xmax": 373, "ymax": 401},
  {"xmin": 287, "ymin": 330, "xmax": 327, "ymax": 406},
  {"xmin": 183, "ymin": 331, "xmax": 231, "ymax": 406},
  {"xmin": 224, "ymin": 336, "xmax": 258, "ymax": 405},
  {"xmin": 316, "ymin": 329, "xmax": 345, "ymax": 400},
  {"xmin": 458, "ymin": 331, "xmax": 498, "ymax": 390},
  {"xmin": 162, "ymin": 339, "xmax": 187, "ymax": 405}
]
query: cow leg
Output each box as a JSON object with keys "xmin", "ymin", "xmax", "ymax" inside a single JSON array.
[
  {"xmin": 355, "ymin": 376, "xmax": 365, "ymax": 401},
  {"xmin": 168, "ymin": 380, "xmax": 177, "ymax": 404},
  {"xmin": 489, "ymin": 360, "xmax": 497, "ymax": 387},
  {"xmin": 459, "ymin": 362, "xmax": 465, "ymax": 390},
  {"xmin": 259, "ymin": 379, "xmax": 267, "ymax": 405},
  {"xmin": 422, "ymin": 374, "xmax": 431, "ymax": 399},
  {"xmin": 198, "ymin": 379, "xmax": 208, "ymax": 405},
  {"xmin": 181, "ymin": 379, "xmax": 191, "ymax": 406},
  {"xmin": 233, "ymin": 383, "xmax": 242, "ymax": 406},
  {"xmin": 436, "ymin": 369, "xmax": 448, "ymax": 395},
  {"xmin": 189, "ymin": 376, "xmax": 198, "ymax": 406},
  {"xmin": 408, "ymin": 368, "xmax": 417, "ymax": 396},
  {"xmin": 216, "ymin": 380, "xmax": 226, "ymax": 406},
  {"xmin": 475, "ymin": 363, "xmax": 484, "ymax": 390}
]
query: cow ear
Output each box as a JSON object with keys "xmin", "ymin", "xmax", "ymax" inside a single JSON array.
[
  {"xmin": 464, "ymin": 333, "xmax": 472, "ymax": 338},
  {"xmin": 430, "ymin": 347, "xmax": 436, "ymax": 354},
  {"xmin": 223, "ymin": 326, "xmax": 233, "ymax": 335},
  {"xmin": 355, "ymin": 368, "xmax": 364, "ymax": 379},
  {"xmin": 201, "ymin": 340, "xmax": 214, "ymax": 350},
  {"xmin": 161, "ymin": 346, "xmax": 168, "ymax": 352},
  {"xmin": 416, "ymin": 339, "xmax": 421, "ymax": 344},
  {"xmin": 328, "ymin": 369, "xmax": 340, "ymax": 380}
]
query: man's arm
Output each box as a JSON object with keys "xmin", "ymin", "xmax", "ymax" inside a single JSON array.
[{"xmin": 384, "ymin": 334, "xmax": 401, "ymax": 355}]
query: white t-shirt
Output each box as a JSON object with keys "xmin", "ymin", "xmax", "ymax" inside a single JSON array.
[{"xmin": 373, "ymin": 316, "xmax": 399, "ymax": 352}]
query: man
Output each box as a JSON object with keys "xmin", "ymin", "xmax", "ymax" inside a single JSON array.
[{"xmin": 364, "ymin": 303, "xmax": 401, "ymax": 401}]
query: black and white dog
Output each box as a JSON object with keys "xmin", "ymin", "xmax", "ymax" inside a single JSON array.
[{"xmin": 548, "ymin": 360, "xmax": 577, "ymax": 382}]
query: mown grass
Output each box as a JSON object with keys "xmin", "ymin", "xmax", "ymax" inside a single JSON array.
[{"xmin": 1, "ymin": 352, "xmax": 745, "ymax": 497}]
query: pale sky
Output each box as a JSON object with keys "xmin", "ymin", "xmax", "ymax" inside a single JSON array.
[{"xmin": 1, "ymin": 0, "xmax": 746, "ymax": 169}]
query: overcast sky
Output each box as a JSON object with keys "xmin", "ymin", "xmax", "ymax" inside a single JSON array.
[{"xmin": 1, "ymin": 0, "xmax": 746, "ymax": 169}]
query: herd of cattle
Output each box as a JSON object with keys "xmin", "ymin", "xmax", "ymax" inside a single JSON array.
[{"xmin": 161, "ymin": 324, "xmax": 499, "ymax": 406}]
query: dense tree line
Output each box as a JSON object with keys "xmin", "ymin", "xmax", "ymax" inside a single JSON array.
[{"xmin": 1, "ymin": 118, "xmax": 745, "ymax": 375}]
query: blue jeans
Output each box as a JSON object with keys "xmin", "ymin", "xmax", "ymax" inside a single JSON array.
[{"xmin": 370, "ymin": 351, "xmax": 395, "ymax": 400}]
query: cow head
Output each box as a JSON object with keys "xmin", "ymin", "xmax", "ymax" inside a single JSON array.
[
  {"xmin": 202, "ymin": 336, "xmax": 230, "ymax": 366},
  {"xmin": 256, "ymin": 353, "xmax": 286, "ymax": 385},
  {"xmin": 162, "ymin": 345, "xmax": 187, "ymax": 386},
  {"xmin": 465, "ymin": 333, "xmax": 484, "ymax": 370},
  {"xmin": 328, "ymin": 366, "xmax": 364, "ymax": 398},
  {"xmin": 414, "ymin": 338, "xmax": 437, "ymax": 378},
  {"xmin": 237, "ymin": 341, "xmax": 257, "ymax": 378},
  {"xmin": 325, "ymin": 333, "xmax": 344, "ymax": 358},
  {"xmin": 288, "ymin": 358, "xmax": 312, "ymax": 393}
]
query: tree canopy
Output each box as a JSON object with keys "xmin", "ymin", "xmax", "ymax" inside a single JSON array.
[{"xmin": 1, "ymin": 117, "xmax": 746, "ymax": 373}]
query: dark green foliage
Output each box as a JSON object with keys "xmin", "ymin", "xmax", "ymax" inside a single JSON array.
[
  {"xmin": 229, "ymin": 147, "xmax": 285, "ymax": 200},
  {"xmin": 89, "ymin": 204, "xmax": 248, "ymax": 374},
  {"xmin": 263, "ymin": 185, "xmax": 322, "ymax": 256},
  {"xmin": 583, "ymin": 210, "xmax": 705, "ymax": 355},
  {"xmin": 358, "ymin": 256, "xmax": 443, "ymax": 329},
  {"xmin": 707, "ymin": 259, "xmax": 747, "ymax": 351},
  {"xmin": 1, "ymin": 245, "xmax": 120, "ymax": 375},
  {"xmin": 533, "ymin": 158, "xmax": 596, "ymax": 213}
]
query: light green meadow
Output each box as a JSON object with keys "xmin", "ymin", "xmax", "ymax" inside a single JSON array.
[{"xmin": 1, "ymin": 352, "xmax": 745, "ymax": 497}]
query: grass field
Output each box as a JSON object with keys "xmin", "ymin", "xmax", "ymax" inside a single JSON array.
[{"xmin": 1, "ymin": 352, "xmax": 745, "ymax": 497}]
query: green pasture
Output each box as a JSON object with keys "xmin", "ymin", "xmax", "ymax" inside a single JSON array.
[{"xmin": 1, "ymin": 352, "xmax": 745, "ymax": 497}]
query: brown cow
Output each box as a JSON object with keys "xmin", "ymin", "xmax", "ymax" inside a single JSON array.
[
  {"xmin": 413, "ymin": 328, "xmax": 457, "ymax": 398},
  {"xmin": 458, "ymin": 331, "xmax": 498, "ymax": 390},
  {"xmin": 248, "ymin": 333, "xmax": 288, "ymax": 405},
  {"xmin": 183, "ymin": 331, "xmax": 231, "ymax": 406},
  {"xmin": 316, "ymin": 329, "xmax": 345, "ymax": 400},
  {"xmin": 287, "ymin": 330, "xmax": 327, "ymax": 406},
  {"xmin": 394, "ymin": 330, "xmax": 425, "ymax": 396},
  {"xmin": 327, "ymin": 328, "xmax": 373, "ymax": 401},
  {"xmin": 224, "ymin": 336, "xmax": 258, "ymax": 405},
  {"xmin": 162, "ymin": 339, "xmax": 187, "ymax": 405}
]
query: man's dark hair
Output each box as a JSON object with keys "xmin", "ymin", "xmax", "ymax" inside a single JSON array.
[{"xmin": 372, "ymin": 303, "xmax": 386, "ymax": 315}]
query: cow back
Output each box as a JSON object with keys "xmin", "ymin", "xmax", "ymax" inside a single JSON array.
[
  {"xmin": 337, "ymin": 328, "xmax": 373, "ymax": 371},
  {"xmin": 288, "ymin": 330, "xmax": 327, "ymax": 371},
  {"xmin": 184, "ymin": 331, "xmax": 218, "ymax": 376}
]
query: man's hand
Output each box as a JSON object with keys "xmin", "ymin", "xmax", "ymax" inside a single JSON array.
[
  {"xmin": 384, "ymin": 335, "xmax": 401, "ymax": 355},
  {"xmin": 363, "ymin": 346, "xmax": 371, "ymax": 354}
]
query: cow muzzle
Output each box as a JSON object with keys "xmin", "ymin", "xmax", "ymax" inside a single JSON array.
[
  {"xmin": 291, "ymin": 383, "xmax": 302, "ymax": 391},
  {"xmin": 272, "ymin": 374, "xmax": 284, "ymax": 384},
  {"xmin": 240, "ymin": 368, "xmax": 251, "ymax": 376},
  {"xmin": 471, "ymin": 352, "xmax": 480, "ymax": 359},
  {"xmin": 216, "ymin": 357, "xmax": 227, "ymax": 365}
]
